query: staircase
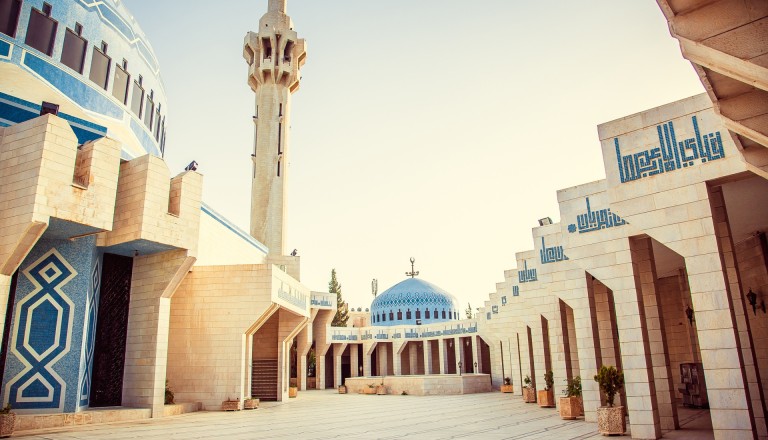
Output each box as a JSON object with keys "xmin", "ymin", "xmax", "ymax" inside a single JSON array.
[{"xmin": 252, "ymin": 359, "xmax": 279, "ymax": 401}]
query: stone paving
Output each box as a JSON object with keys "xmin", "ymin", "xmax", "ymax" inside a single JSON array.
[{"xmin": 16, "ymin": 390, "xmax": 713, "ymax": 439}]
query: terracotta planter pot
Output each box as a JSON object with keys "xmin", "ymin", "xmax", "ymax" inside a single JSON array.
[
  {"xmin": 221, "ymin": 400, "xmax": 240, "ymax": 411},
  {"xmin": 500, "ymin": 384, "xmax": 514, "ymax": 393},
  {"xmin": 0, "ymin": 414, "xmax": 14, "ymax": 438},
  {"xmin": 363, "ymin": 387, "xmax": 376, "ymax": 395},
  {"xmin": 289, "ymin": 387, "xmax": 298, "ymax": 398},
  {"xmin": 596, "ymin": 406, "xmax": 626, "ymax": 435},
  {"xmin": 243, "ymin": 398, "xmax": 259, "ymax": 410},
  {"xmin": 376, "ymin": 385, "xmax": 387, "ymax": 395},
  {"xmin": 559, "ymin": 396, "xmax": 582, "ymax": 420},
  {"xmin": 338, "ymin": 385, "xmax": 347, "ymax": 394},
  {"xmin": 538, "ymin": 390, "xmax": 555, "ymax": 408},
  {"xmin": 522, "ymin": 387, "xmax": 536, "ymax": 403}
]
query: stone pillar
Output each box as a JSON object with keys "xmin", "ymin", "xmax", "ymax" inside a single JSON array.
[
  {"xmin": 438, "ymin": 338, "xmax": 446, "ymax": 374},
  {"xmin": 316, "ymin": 354, "xmax": 326, "ymax": 390},
  {"xmin": 333, "ymin": 344, "xmax": 345, "ymax": 389},
  {"xmin": 378, "ymin": 343, "xmax": 389, "ymax": 376},
  {"xmin": 424, "ymin": 340, "xmax": 433, "ymax": 374},
  {"xmin": 393, "ymin": 342, "xmax": 404, "ymax": 376},
  {"xmin": 454, "ymin": 337, "xmax": 462, "ymax": 374},
  {"xmin": 350, "ymin": 344, "xmax": 359, "ymax": 377},
  {"xmin": 472, "ymin": 336, "xmax": 481, "ymax": 373},
  {"xmin": 409, "ymin": 343, "xmax": 419, "ymax": 375},
  {"xmin": 630, "ymin": 236, "xmax": 679, "ymax": 431},
  {"xmin": 363, "ymin": 344, "xmax": 372, "ymax": 377},
  {"xmin": 123, "ymin": 249, "xmax": 195, "ymax": 418}
]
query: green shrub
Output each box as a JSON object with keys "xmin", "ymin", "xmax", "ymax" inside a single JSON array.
[
  {"xmin": 563, "ymin": 376, "xmax": 582, "ymax": 397},
  {"xmin": 594, "ymin": 366, "xmax": 624, "ymax": 406}
]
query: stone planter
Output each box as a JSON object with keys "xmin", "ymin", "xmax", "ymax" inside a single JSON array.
[
  {"xmin": 376, "ymin": 385, "xmax": 387, "ymax": 395},
  {"xmin": 559, "ymin": 396, "xmax": 582, "ymax": 420},
  {"xmin": 289, "ymin": 387, "xmax": 298, "ymax": 398},
  {"xmin": 0, "ymin": 414, "xmax": 14, "ymax": 438},
  {"xmin": 538, "ymin": 390, "xmax": 555, "ymax": 408},
  {"xmin": 338, "ymin": 385, "xmax": 347, "ymax": 394},
  {"xmin": 522, "ymin": 387, "xmax": 536, "ymax": 403},
  {"xmin": 243, "ymin": 398, "xmax": 259, "ymax": 410},
  {"xmin": 363, "ymin": 387, "xmax": 376, "ymax": 395},
  {"xmin": 500, "ymin": 384, "xmax": 514, "ymax": 393},
  {"xmin": 221, "ymin": 400, "xmax": 240, "ymax": 411},
  {"xmin": 596, "ymin": 406, "xmax": 626, "ymax": 435}
]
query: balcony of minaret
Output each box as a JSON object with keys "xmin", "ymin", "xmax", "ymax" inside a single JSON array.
[
  {"xmin": 244, "ymin": 31, "xmax": 306, "ymax": 90},
  {"xmin": 0, "ymin": 114, "xmax": 121, "ymax": 275},
  {"xmin": 97, "ymin": 154, "xmax": 203, "ymax": 258}
]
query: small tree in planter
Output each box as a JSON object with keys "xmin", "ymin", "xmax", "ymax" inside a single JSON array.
[
  {"xmin": 363, "ymin": 383, "xmax": 376, "ymax": 395},
  {"xmin": 501, "ymin": 377, "xmax": 514, "ymax": 393},
  {"xmin": 0, "ymin": 404, "xmax": 14, "ymax": 438},
  {"xmin": 538, "ymin": 370, "xmax": 555, "ymax": 408},
  {"xmin": 559, "ymin": 376, "xmax": 582, "ymax": 420},
  {"xmin": 594, "ymin": 366, "xmax": 625, "ymax": 435},
  {"xmin": 522, "ymin": 375, "xmax": 536, "ymax": 403},
  {"xmin": 164, "ymin": 380, "xmax": 175, "ymax": 405},
  {"xmin": 376, "ymin": 380, "xmax": 387, "ymax": 395}
]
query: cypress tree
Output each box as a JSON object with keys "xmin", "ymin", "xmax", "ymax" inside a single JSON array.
[{"xmin": 329, "ymin": 269, "xmax": 348, "ymax": 327}]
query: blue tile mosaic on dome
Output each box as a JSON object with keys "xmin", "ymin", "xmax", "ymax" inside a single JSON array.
[
  {"xmin": 370, "ymin": 278, "xmax": 460, "ymax": 327},
  {"xmin": 3, "ymin": 236, "xmax": 98, "ymax": 412}
]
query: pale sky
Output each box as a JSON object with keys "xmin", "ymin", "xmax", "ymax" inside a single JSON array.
[{"xmin": 127, "ymin": 1, "xmax": 704, "ymax": 311}]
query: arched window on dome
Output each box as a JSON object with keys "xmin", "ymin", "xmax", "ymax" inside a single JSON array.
[
  {"xmin": 415, "ymin": 309, "xmax": 421, "ymax": 320},
  {"xmin": 389, "ymin": 311, "xmax": 394, "ymax": 321},
  {"xmin": 434, "ymin": 308, "xmax": 438, "ymax": 319},
  {"xmin": 382, "ymin": 312, "xmax": 386, "ymax": 322},
  {"xmin": 454, "ymin": 311, "xmax": 458, "ymax": 320},
  {"xmin": 397, "ymin": 310, "xmax": 402, "ymax": 320},
  {"xmin": 406, "ymin": 309, "xmax": 412, "ymax": 320},
  {"xmin": 442, "ymin": 309, "xmax": 446, "ymax": 319},
  {"xmin": 425, "ymin": 309, "xmax": 430, "ymax": 319},
  {"xmin": 375, "ymin": 313, "xmax": 380, "ymax": 323}
]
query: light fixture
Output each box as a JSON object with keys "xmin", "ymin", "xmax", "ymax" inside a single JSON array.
[
  {"xmin": 538, "ymin": 217, "xmax": 553, "ymax": 226},
  {"xmin": 685, "ymin": 304, "xmax": 695, "ymax": 326},
  {"xmin": 40, "ymin": 101, "xmax": 59, "ymax": 116},
  {"xmin": 746, "ymin": 288, "xmax": 765, "ymax": 315},
  {"xmin": 184, "ymin": 160, "xmax": 198, "ymax": 172}
]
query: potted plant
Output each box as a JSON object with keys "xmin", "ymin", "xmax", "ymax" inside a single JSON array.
[
  {"xmin": 559, "ymin": 376, "xmax": 582, "ymax": 420},
  {"xmin": 164, "ymin": 380, "xmax": 174, "ymax": 405},
  {"xmin": 522, "ymin": 375, "xmax": 536, "ymax": 403},
  {"xmin": 289, "ymin": 385, "xmax": 298, "ymax": 398},
  {"xmin": 363, "ymin": 383, "xmax": 376, "ymax": 395},
  {"xmin": 243, "ymin": 396, "xmax": 259, "ymax": 409},
  {"xmin": 376, "ymin": 380, "xmax": 387, "ymax": 395},
  {"xmin": 221, "ymin": 398, "xmax": 240, "ymax": 411},
  {"xmin": 594, "ymin": 365, "xmax": 625, "ymax": 435},
  {"xmin": 538, "ymin": 370, "xmax": 555, "ymax": 408},
  {"xmin": 338, "ymin": 384, "xmax": 347, "ymax": 394},
  {"xmin": 0, "ymin": 404, "xmax": 14, "ymax": 438},
  {"xmin": 501, "ymin": 377, "xmax": 514, "ymax": 393}
]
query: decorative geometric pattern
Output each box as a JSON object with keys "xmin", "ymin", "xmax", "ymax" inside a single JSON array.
[
  {"xmin": 370, "ymin": 278, "xmax": 459, "ymax": 327},
  {"xmin": 79, "ymin": 261, "xmax": 100, "ymax": 407},
  {"xmin": 6, "ymin": 249, "xmax": 76, "ymax": 411}
]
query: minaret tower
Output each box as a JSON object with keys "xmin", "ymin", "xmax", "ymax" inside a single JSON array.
[{"xmin": 243, "ymin": 0, "xmax": 306, "ymax": 256}]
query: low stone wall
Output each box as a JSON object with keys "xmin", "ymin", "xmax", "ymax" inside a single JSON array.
[
  {"xmin": 345, "ymin": 374, "xmax": 491, "ymax": 396},
  {"xmin": 15, "ymin": 407, "xmax": 152, "ymax": 432}
]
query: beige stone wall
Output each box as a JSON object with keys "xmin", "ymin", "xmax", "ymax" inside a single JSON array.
[{"xmin": 168, "ymin": 264, "xmax": 283, "ymax": 409}]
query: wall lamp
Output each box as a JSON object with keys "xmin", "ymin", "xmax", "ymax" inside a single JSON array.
[{"xmin": 746, "ymin": 288, "xmax": 765, "ymax": 315}]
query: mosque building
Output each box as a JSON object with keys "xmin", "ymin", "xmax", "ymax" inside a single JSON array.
[{"xmin": 0, "ymin": 0, "xmax": 765, "ymax": 439}]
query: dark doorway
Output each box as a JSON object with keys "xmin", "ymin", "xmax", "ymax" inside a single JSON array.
[{"xmin": 90, "ymin": 253, "xmax": 132, "ymax": 407}]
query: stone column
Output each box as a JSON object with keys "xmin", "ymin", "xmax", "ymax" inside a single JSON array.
[
  {"xmin": 393, "ymin": 341, "xmax": 404, "ymax": 376},
  {"xmin": 316, "ymin": 354, "xmax": 326, "ymax": 390},
  {"xmin": 350, "ymin": 344, "xmax": 359, "ymax": 377},
  {"xmin": 438, "ymin": 338, "xmax": 446, "ymax": 374},
  {"xmin": 472, "ymin": 336, "xmax": 481, "ymax": 373},
  {"xmin": 363, "ymin": 343, "xmax": 373, "ymax": 376},
  {"xmin": 409, "ymin": 343, "xmax": 419, "ymax": 375},
  {"xmin": 454, "ymin": 337, "xmax": 462, "ymax": 374},
  {"xmin": 424, "ymin": 340, "xmax": 433, "ymax": 374},
  {"xmin": 378, "ymin": 343, "xmax": 389, "ymax": 376}
]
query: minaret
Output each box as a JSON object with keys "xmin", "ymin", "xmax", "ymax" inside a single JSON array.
[{"xmin": 244, "ymin": 0, "xmax": 306, "ymax": 256}]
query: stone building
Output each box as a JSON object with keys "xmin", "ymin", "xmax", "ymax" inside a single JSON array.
[{"xmin": 0, "ymin": 0, "xmax": 765, "ymax": 439}]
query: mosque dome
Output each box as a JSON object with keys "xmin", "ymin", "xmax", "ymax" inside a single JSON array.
[
  {"xmin": 370, "ymin": 278, "xmax": 460, "ymax": 326},
  {"xmin": 0, "ymin": 0, "xmax": 167, "ymax": 159}
]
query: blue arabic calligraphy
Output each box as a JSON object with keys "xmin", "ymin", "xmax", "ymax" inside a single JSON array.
[
  {"xmin": 540, "ymin": 237, "xmax": 568, "ymax": 264},
  {"xmin": 568, "ymin": 197, "xmax": 627, "ymax": 234},
  {"xmin": 614, "ymin": 115, "xmax": 724, "ymax": 184},
  {"xmin": 518, "ymin": 261, "xmax": 537, "ymax": 283}
]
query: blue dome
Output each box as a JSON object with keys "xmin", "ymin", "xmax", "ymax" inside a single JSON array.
[
  {"xmin": 0, "ymin": 0, "xmax": 168, "ymax": 159},
  {"xmin": 370, "ymin": 278, "xmax": 460, "ymax": 326}
]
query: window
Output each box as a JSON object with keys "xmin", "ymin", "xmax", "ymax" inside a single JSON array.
[
  {"xmin": 112, "ymin": 61, "xmax": 129, "ymax": 104},
  {"xmin": 389, "ymin": 311, "xmax": 394, "ymax": 321},
  {"xmin": 143, "ymin": 91, "xmax": 154, "ymax": 129},
  {"xmin": 382, "ymin": 313, "xmax": 386, "ymax": 322},
  {"xmin": 397, "ymin": 310, "xmax": 402, "ymax": 321},
  {"xmin": 89, "ymin": 45, "xmax": 111, "ymax": 89},
  {"xmin": 442, "ymin": 310, "xmax": 446, "ymax": 319},
  {"xmin": 415, "ymin": 309, "xmax": 421, "ymax": 320},
  {"xmin": 0, "ymin": 0, "xmax": 22, "ymax": 37},
  {"xmin": 154, "ymin": 106, "xmax": 161, "ymax": 140},
  {"xmin": 406, "ymin": 310, "xmax": 412, "ymax": 320},
  {"xmin": 25, "ymin": 5, "xmax": 57, "ymax": 56},
  {"xmin": 130, "ymin": 78, "xmax": 144, "ymax": 118},
  {"xmin": 160, "ymin": 121, "xmax": 166, "ymax": 157},
  {"xmin": 60, "ymin": 26, "xmax": 86, "ymax": 73},
  {"xmin": 425, "ymin": 309, "xmax": 430, "ymax": 319}
]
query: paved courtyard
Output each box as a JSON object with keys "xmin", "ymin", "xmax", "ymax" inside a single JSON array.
[{"xmin": 16, "ymin": 390, "xmax": 713, "ymax": 439}]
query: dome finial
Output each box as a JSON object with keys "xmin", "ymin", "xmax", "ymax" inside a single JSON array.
[{"xmin": 406, "ymin": 257, "xmax": 419, "ymax": 278}]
